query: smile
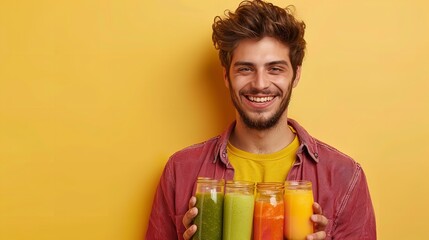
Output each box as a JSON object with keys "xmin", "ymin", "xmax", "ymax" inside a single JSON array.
[{"xmin": 247, "ymin": 96, "xmax": 274, "ymax": 103}]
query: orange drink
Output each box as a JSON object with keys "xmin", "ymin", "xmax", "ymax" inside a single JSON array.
[
  {"xmin": 253, "ymin": 182, "xmax": 284, "ymax": 240},
  {"xmin": 284, "ymin": 180, "xmax": 314, "ymax": 240}
]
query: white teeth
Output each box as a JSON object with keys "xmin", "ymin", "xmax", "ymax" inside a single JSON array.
[{"xmin": 248, "ymin": 96, "xmax": 274, "ymax": 103}]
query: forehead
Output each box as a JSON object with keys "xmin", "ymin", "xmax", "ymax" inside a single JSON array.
[{"xmin": 231, "ymin": 37, "xmax": 291, "ymax": 65}]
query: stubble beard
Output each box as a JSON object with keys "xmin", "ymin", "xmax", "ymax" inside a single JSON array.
[{"xmin": 229, "ymin": 83, "xmax": 293, "ymax": 131}]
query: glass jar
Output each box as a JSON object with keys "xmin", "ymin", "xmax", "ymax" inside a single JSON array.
[
  {"xmin": 253, "ymin": 182, "xmax": 285, "ymax": 240},
  {"xmin": 284, "ymin": 180, "xmax": 314, "ymax": 240},
  {"xmin": 192, "ymin": 177, "xmax": 224, "ymax": 240},
  {"xmin": 222, "ymin": 180, "xmax": 255, "ymax": 240}
]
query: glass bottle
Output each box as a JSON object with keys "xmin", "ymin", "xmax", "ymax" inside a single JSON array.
[
  {"xmin": 222, "ymin": 180, "xmax": 255, "ymax": 240},
  {"xmin": 192, "ymin": 177, "xmax": 224, "ymax": 240},
  {"xmin": 253, "ymin": 182, "xmax": 285, "ymax": 240},
  {"xmin": 284, "ymin": 180, "xmax": 314, "ymax": 240}
]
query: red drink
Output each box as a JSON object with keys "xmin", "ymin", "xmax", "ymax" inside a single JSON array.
[{"xmin": 253, "ymin": 182, "xmax": 284, "ymax": 240}]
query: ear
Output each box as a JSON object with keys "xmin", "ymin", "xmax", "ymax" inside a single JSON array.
[
  {"xmin": 292, "ymin": 66, "xmax": 301, "ymax": 88},
  {"xmin": 223, "ymin": 67, "xmax": 230, "ymax": 89}
]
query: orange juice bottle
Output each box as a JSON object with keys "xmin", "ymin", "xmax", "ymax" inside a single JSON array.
[
  {"xmin": 284, "ymin": 180, "xmax": 314, "ymax": 240},
  {"xmin": 253, "ymin": 182, "xmax": 284, "ymax": 240}
]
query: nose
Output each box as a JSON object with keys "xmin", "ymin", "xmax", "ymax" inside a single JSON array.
[{"xmin": 252, "ymin": 71, "xmax": 270, "ymax": 90}]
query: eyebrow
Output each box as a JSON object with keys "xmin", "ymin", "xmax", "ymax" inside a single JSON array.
[
  {"xmin": 233, "ymin": 60, "xmax": 290, "ymax": 67},
  {"xmin": 233, "ymin": 61, "xmax": 254, "ymax": 67},
  {"xmin": 265, "ymin": 60, "xmax": 289, "ymax": 67}
]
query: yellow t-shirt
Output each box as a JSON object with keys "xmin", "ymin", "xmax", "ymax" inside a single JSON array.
[{"xmin": 227, "ymin": 133, "xmax": 299, "ymax": 183}]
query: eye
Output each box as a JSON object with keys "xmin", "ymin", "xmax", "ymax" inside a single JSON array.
[
  {"xmin": 270, "ymin": 67, "xmax": 283, "ymax": 72},
  {"xmin": 238, "ymin": 66, "xmax": 252, "ymax": 72}
]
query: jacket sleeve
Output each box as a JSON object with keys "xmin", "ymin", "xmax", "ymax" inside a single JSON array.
[
  {"xmin": 331, "ymin": 164, "xmax": 377, "ymax": 239},
  {"xmin": 145, "ymin": 160, "xmax": 179, "ymax": 240}
]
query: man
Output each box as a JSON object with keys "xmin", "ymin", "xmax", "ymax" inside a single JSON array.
[{"xmin": 146, "ymin": 0, "xmax": 376, "ymax": 239}]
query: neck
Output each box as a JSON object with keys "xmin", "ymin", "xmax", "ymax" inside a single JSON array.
[{"xmin": 229, "ymin": 115, "xmax": 295, "ymax": 154}]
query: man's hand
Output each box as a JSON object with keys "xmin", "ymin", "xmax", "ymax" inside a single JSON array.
[
  {"xmin": 306, "ymin": 202, "xmax": 328, "ymax": 240},
  {"xmin": 182, "ymin": 196, "xmax": 198, "ymax": 240}
]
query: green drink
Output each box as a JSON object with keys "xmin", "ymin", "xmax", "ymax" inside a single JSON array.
[
  {"xmin": 192, "ymin": 178, "xmax": 224, "ymax": 240},
  {"xmin": 223, "ymin": 181, "xmax": 255, "ymax": 240}
]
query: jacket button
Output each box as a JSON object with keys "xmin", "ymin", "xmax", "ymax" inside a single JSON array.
[{"xmin": 314, "ymin": 152, "xmax": 318, "ymax": 158}]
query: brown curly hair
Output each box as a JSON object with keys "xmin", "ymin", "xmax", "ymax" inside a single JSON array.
[{"xmin": 212, "ymin": 0, "xmax": 306, "ymax": 79}]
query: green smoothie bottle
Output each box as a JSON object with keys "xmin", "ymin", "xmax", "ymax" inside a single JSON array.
[
  {"xmin": 192, "ymin": 177, "xmax": 224, "ymax": 240},
  {"xmin": 223, "ymin": 180, "xmax": 255, "ymax": 240}
]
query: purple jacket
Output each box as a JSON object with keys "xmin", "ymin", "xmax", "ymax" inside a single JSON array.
[{"xmin": 146, "ymin": 119, "xmax": 376, "ymax": 239}]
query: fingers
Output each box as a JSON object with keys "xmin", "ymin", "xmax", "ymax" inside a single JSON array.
[
  {"xmin": 188, "ymin": 196, "xmax": 196, "ymax": 209},
  {"xmin": 183, "ymin": 196, "xmax": 198, "ymax": 236},
  {"xmin": 311, "ymin": 202, "xmax": 328, "ymax": 232},
  {"xmin": 183, "ymin": 224, "xmax": 197, "ymax": 240},
  {"xmin": 313, "ymin": 202, "xmax": 322, "ymax": 214},
  {"xmin": 306, "ymin": 230, "xmax": 327, "ymax": 240},
  {"xmin": 311, "ymin": 214, "xmax": 328, "ymax": 227},
  {"xmin": 182, "ymin": 207, "xmax": 198, "ymax": 229}
]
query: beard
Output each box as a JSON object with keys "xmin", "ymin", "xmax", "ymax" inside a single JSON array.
[{"xmin": 229, "ymin": 82, "xmax": 293, "ymax": 130}]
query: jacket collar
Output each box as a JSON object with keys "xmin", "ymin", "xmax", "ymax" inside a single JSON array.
[
  {"xmin": 287, "ymin": 118, "xmax": 320, "ymax": 162},
  {"xmin": 214, "ymin": 118, "xmax": 319, "ymax": 164}
]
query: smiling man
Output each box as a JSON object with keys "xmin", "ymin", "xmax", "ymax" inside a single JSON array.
[
  {"xmin": 227, "ymin": 37, "xmax": 299, "ymax": 152},
  {"xmin": 146, "ymin": 1, "xmax": 376, "ymax": 240}
]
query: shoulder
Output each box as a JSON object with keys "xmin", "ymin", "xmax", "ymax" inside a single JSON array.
[
  {"xmin": 158, "ymin": 135, "xmax": 222, "ymax": 190},
  {"xmin": 167, "ymin": 135, "xmax": 221, "ymax": 165},
  {"xmin": 290, "ymin": 118, "xmax": 361, "ymax": 171},
  {"xmin": 313, "ymin": 138, "xmax": 363, "ymax": 179},
  {"xmin": 315, "ymin": 138, "xmax": 356, "ymax": 163}
]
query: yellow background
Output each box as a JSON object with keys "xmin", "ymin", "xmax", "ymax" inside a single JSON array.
[{"xmin": 1, "ymin": 0, "xmax": 428, "ymax": 239}]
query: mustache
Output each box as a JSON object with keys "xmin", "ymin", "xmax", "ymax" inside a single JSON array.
[{"xmin": 240, "ymin": 88, "xmax": 280, "ymax": 95}]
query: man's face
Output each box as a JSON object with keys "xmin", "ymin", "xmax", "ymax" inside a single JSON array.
[{"xmin": 225, "ymin": 37, "xmax": 301, "ymax": 130}]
